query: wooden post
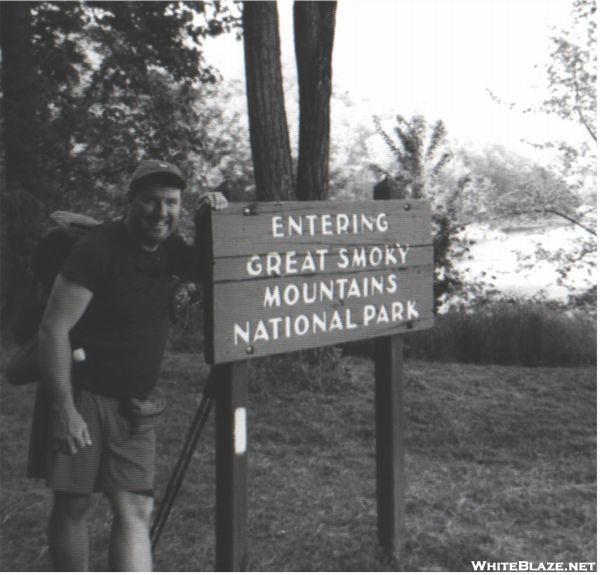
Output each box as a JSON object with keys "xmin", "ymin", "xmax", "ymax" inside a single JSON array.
[
  {"xmin": 373, "ymin": 177, "xmax": 407, "ymax": 559},
  {"xmin": 374, "ymin": 335, "xmax": 406, "ymax": 557},
  {"xmin": 214, "ymin": 360, "xmax": 249, "ymax": 571}
]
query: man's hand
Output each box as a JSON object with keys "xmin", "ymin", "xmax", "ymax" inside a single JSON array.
[
  {"xmin": 39, "ymin": 275, "xmax": 94, "ymax": 456},
  {"xmin": 53, "ymin": 403, "xmax": 92, "ymax": 455},
  {"xmin": 197, "ymin": 191, "xmax": 228, "ymax": 211}
]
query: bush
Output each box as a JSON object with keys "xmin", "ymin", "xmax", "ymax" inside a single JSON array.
[
  {"xmin": 167, "ymin": 283, "xmax": 204, "ymax": 353},
  {"xmin": 404, "ymin": 299, "xmax": 596, "ymax": 366}
]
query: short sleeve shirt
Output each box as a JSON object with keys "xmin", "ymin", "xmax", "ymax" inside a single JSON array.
[{"xmin": 61, "ymin": 221, "xmax": 197, "ymax": 399}]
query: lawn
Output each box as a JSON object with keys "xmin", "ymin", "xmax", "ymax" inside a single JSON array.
[{"xmin": 0, "ymin": 349, "xmax": 596, "ymax": 571}]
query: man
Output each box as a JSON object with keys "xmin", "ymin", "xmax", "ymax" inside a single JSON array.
[{"xmin": 37, "ymin": 159, "xmax": 227, "ymax": 571}]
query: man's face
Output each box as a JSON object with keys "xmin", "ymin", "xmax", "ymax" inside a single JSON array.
[{"xmin": 128, "ymin": 185, "xmax": 182, "ymax": 249}]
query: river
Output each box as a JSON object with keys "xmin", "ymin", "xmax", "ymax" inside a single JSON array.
[{"xmin": 456, "ymin": 223, "xmax": 594, "ymax": 300}]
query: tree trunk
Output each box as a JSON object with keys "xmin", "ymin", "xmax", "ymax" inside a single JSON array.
[
  {"xmin": 294, "ymin": 1, "xmax": 337, "ymax": 201},
  {"xmin": 0, "ymin": 2, "xmax": 44, "ymax": 330},
  {"xmin": 242, "ymin": 1, "xmax": 295, "ymax": 201},
  {"xmin": 1, "ymin": 1, "xmax": 38, "ymax": 191}
]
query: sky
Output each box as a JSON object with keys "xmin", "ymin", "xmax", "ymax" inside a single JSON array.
[
  {"xmin": 204, "ymin": 0, "xmax": 584, "ymax": 162},
  {"xmin": 203, "ymin": 0, "xmax": 593, "ymax": 297}
]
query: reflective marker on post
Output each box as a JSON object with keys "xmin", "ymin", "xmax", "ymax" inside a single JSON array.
[{"xmin": 234, "ymin": 408, "xmax": 247, "ymax": 455}]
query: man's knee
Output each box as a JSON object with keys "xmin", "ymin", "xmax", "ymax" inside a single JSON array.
[
  {"xmin": 52, "ymin": 492, "xmax": 92, "ymax": 523},
  {"xmin": 110, "ymin": 491, "xmax": 154, "ymax": 527}
]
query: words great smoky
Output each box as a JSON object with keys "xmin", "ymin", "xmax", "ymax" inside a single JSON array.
[{"xmin": 231, "ymin": 210, "xmax": 422, "ymax": 345}]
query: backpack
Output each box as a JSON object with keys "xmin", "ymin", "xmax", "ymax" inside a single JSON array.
[{"xmin": 7, "ymin": 211, "xmax": 100, "ymax": 385}]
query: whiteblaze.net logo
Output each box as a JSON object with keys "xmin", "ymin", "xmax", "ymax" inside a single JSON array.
[{"xmin": 471, "ymin": 561, "xmax": 596, "ymax": 572}]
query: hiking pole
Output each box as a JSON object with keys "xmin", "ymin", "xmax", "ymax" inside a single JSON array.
[
  {"xmin": 151, "ymin": 382, "xmax": 214, "ymax": 549},
  {"xmin": 151, "ymin": 375, "xmax": 216, "ymax": 550}
]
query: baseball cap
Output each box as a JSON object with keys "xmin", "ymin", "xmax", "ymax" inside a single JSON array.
[{"xmin": 128, "ymin": 159, "xmax": 186, "ymax": 195}]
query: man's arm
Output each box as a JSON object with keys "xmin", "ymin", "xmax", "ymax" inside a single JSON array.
[
  {"xmin": 171, "ymin": 191, "xmax": 228, "ymax": 281},
  {"xmin": 38, "ymin": 274, "xmax": 94, "ymax": 455}
]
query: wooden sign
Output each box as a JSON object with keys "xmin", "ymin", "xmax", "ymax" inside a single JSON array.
[{"xmin": 204, "ymin": 200, "xmax": 433, "ymax": 364}]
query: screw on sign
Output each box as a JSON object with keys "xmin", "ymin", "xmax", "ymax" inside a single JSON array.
[
  {"xmin": 205, "ymin": 201, "xmax": 432, "ymax": 364},
  {"xmin": 202, "ymin": 198, "xmax": 433, "ymax": 569}
]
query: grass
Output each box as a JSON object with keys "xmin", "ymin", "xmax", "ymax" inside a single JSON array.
[{"xmin": 0, "ymin": 348, "xmax": 596, "ymax": 571}]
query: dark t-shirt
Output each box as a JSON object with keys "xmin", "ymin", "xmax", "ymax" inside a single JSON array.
[{"xmin": 60, "ymin": 220, "xmax": 198, "ymax": 399}]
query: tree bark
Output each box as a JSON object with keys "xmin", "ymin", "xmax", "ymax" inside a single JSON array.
[
  {"xmin": 294, "ymin": 1, "xmax": 337, "ymax": 200},
  {"xmin": 1, "ymin": 2, "xmax": 44, "ymax": 328},
  {"xmin": 1, "ymin": 1, "xmax": 38, "ymax": 191},
  {"xmin": 242, "ymin": 1, "xmax": 294, "ymax": 201}
]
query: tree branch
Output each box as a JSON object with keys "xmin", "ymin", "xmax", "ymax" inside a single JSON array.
[
  {"xmin": 451, "ymin": 209, "xmax": 597, "ymax": 237},
  {"xmin": 542, "ymin": 208, "xmax": 597, "ymax": 236},
  {"xmin": 573, "ymin": 77, "xmax": 597, "ymax": 142}
]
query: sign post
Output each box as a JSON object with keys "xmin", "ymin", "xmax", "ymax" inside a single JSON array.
[
  {"xmin": 214, "ymin": 361, "xmax": 248, "ymax": 572},
  {"xmin": 204, "ymin": 198, "xmax": 433, "ymax": 569},
  {"xmin": 375, "ymin": 335, "xmax": 406, "ymax": 558},
  {"xmin": 374, "ymin": 178, "xmax": 408, "ymax": 559}
]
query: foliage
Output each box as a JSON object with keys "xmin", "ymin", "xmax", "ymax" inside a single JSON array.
[
  {"xmin": 1, "ymin": 2, "xmax": 89, "ymax": 315},
  {"xmin": 168, "ymin": 282, "xmax": 205, "ymax": 353},
  {"xmin": 472, "ymin": 1, "xmax": 597, "ymax": 302},
  {"xmin": 497, "ymin": 0, "xmax": 599, "ymax": 207},
  {"xmin": 372, "ymin": 115, "xmax": 453, "ymax": 200},
  {"xmin": 344, "ymin": 297, "xmax": 596, "ymax": 367},
  {"xmin": 522, "ymin": 0, "xmax": 597, "ymax": 296},
  {"xmin": 527, "ymin": 231, "xmax": 597, "ymax": 296},
  {"xmin": 76, "ymin": 1, "xmax": 240, "ymax": 191},
  {"xmin": 567, "ymin": 284, "xmax": 597, "ymax": 314},
  {"xmin": 463, "ymin": 144, "xmax": 595, "ymax": 234},
  {"xmin": 328, "ymin": 122, "xmax": 375, "ymax": 201},
  {"xmin": 23, "ymin": 1, "xmax": 240, "ymax": 208},
  {"xmin": 533, "ymin": 0, "xmax": 597, "ymax": 295},
  {"xmin": 449, "ymin": 145, "xmax": 596, "ymax": 299},
  {"xmin": 188, "ymin": 80, "xmax": 255, "ymax": 201},
  {"xmin": 405, "ymin": 298, "xmax": 596, "ymax": 366},
  {"xmin": 372, "ymin": 114, "xmax": 482, "ymax": 310},
  {"xmin": 542, "ymin": 0, "xmax": 596, "ymax": 177},
  {"xmin": 1, "ymin": 1, "xmax": 243, "ymax": 322},
  {"xmin": 461, "ymin": 146, "xmax": 580, "ymax": 223}
]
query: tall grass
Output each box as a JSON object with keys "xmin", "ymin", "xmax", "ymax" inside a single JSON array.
[{"xmin": 405, "ymin": 300, "xmax": 596, "ymax": 366}]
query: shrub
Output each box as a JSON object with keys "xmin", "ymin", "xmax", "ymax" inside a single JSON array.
[
  {"xmin": 168, "ymin": 283, "xmax": 204, "ymax": 353},
  {"xmin": 404, "ymin": 299, "xmax": 596, "ymax": 366}
]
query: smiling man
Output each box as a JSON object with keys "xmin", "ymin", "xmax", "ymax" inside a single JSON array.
[{"xmin": 36, "ymin": 159, "xmax": 226, "ymax": 571}]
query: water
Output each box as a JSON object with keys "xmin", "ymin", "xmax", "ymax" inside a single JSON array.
[{"xmin": 456, "ymin": 223, "xmax": 594, "ymax": 300}]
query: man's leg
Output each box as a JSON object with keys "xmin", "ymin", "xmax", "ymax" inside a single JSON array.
[
  {"xmin": 48, "ymin": 492, "xmax": 92, "ymax": 571},
  {"xmin": 107, "ymin": 490, "xmax": 154, "ymax": 571}
]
